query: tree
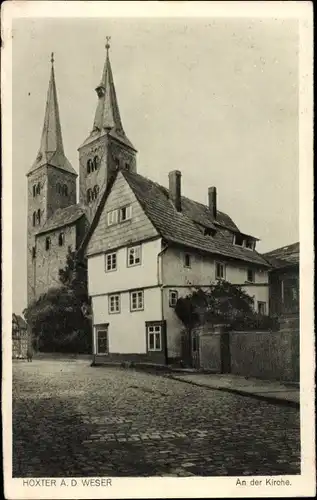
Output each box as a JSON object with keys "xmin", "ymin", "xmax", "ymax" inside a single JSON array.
[
  {"xmin": 24, "ymin": 247, "xmax": 92, "ymax": 353},
  {"xmin": 175, "ymin": 281, "xmax": 256, "ymax": 331}
]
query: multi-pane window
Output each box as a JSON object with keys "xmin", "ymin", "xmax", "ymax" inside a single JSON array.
[
  {"xmin": 105, "ymin": 252, "xmax": 117, "ymax": 272},
  {"xmin": 216, "ymin": 262, "xmax": 225, "ymax": 280},
  {"xmin": 127, "ymin": 245, "xmax": 141, "ymax": 267},
  {"xmin": 247, "ymin": 269, "xmax": 255, "ymax": 283},
  {"xmin": 130, "ymin": 290, "xmax": 144, "ymax": 311},
  {"xmin": 119, "ymin": 205, "xmax": 132, "ymax": 222},
  {"xmin": 109, "ymin": 294, "xmax": 120, "ymax": 314},
  {"xmin": 258, "ymin": 302, "xmax": 267, "ymax": 315},
  {"xmin": 147, "ymin": 325, "xmax": 162, "ymax": 351},
  {"xmin": 96, "ymin": 327, "xmax": 108, "ymax": 355},
  {"xmin": 107, "ymin": 209, "xmax": 118, "ymax": 226},
  {"xmin": 184, "ymin": 253, "xmax": 191, "ymax": 268},
  {"xmin": 169, "ymin": 290, "xmax": 178, "ymax": 307}
]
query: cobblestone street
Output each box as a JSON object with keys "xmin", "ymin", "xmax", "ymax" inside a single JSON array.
[{"xmin": 13, "ymin": 359, "xmax": 300, "ymax": 477}]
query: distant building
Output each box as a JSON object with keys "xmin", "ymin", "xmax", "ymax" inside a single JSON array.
[
  {"xmin": 12, "ymin": 314, "xmax": 29, "ymax": 359},
  {"xmin": 263, "ymin": 242, "xmax": 299, "ymax": 317}
]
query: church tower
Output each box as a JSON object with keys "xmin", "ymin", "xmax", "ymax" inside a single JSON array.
[
  {"xmin": 78, "ymin": 39, "xmax": 137, "ymax": 222},
  {"xmin": 26, "ymin": 54, "xmax": 77, "ymax": 305}
]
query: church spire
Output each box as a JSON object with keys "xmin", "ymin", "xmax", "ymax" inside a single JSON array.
[
  {"xmin": 81, "ymin": 39, "xmax": 135, "ymax": 151},
  {"xmin": 28, "ymin": 54, "xmax": 76, "ymax": 176}
]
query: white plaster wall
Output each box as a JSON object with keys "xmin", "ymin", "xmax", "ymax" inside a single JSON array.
[
  {"xmin": 92, "ymin": 287, "xmax": 162, "ymax": 354},
  {"xmin": 88, "ymin": 238, "xmax": 162, "ymax": 296}
]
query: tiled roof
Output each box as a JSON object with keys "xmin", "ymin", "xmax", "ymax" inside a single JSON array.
[
  {"xmin": 121, "ymin": 170, "xmax": 268, "ymax": 266},
  {"xmin": 36, "ymin": 204, "xmax": 87, "ymax": 235},
  {"xmin": 263, "ymin": 242, "xmax": 299, "ymax": 268}
]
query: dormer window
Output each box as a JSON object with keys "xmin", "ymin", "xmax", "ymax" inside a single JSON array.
[
  {"xmin": 245, "ymin": 239, "xmax": 255, "ymax": 250},
  {"xmin": 233, "ymin": 233, "xmax": 244, "ymax": 247},
  {"xmin": 96, "ymin": 85, "xmax": 105, "ymax": 98}
]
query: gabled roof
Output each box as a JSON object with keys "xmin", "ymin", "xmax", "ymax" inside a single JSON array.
[
  {"xmin": 263, "ymin": 242, "xmax": 299, "ymax": 268},
  {"xmin": 12, "ymin": 314, "xmax": 27, "ymax": 330},
  {"xmin": 36, "ymin": 204, "xmax": 87, "ymax": 236},
  {"xmin": 82, "ymin": 169, "xmax": 269, "ymax": 267},
  {"xmin": 27, "ymin": 55, "xmax": 77, "ymax": 177}
]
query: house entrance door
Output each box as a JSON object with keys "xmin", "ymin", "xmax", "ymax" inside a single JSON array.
[{"xmin": 191, "ymin": 331, "xmax": 200, "ymax": 369}]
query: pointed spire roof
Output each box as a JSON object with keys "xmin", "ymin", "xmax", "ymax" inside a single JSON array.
[
  {"xmin": 79, "ymin": 40, "xmax": 136, "ymax": 151},
  {"xmin": 28, "ymin": 54, "xmax": 76, "ymax": 176}
]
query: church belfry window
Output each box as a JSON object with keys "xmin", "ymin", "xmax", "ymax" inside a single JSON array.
[
  {"xmin": 33, "ymin": 185, "xmax": 36, "ymax": 197},
  {"xmin": 37, "ymin": 209, "xmax": 41, "ymax": 225},
  {"xmin": 32, "ymin": 212, "xmax": 37, "ymax": 226},
  {"xmin": 87, "ymin": 188, "xmax": 92, "ymax": 204},
  {"xmin": 36, "ymin": 183, "xmax": 41, "ymax": 195},
  {"xmin": 32, "ymin": 246, "xmax": 36, "ymax": 259},
  {"xmin": 92, "ymin": 185, "xmax": 99, "ymax": 200},
  {"xmin": 45, "ymin": 237, "xmax": 51, "ymax": 251},
  {"xmin": 63, "ymin": 184, "xmax": 68, "ymax": 196},
  {"xmin": 56, "ymin": 183, "xmax": 61, "ymax": 194},
  {"xmin": 87, "ymin": 159, "xmax": 93, "ymax": 174},
  {"xmin": 115, "ymin": 157, "xmax": 120, "ymax": 170},
  {"xmin": 93, "ymin": 156, "xmax": 99, "ymax": 171},
  {"xmin": 58, "ymin": 232, "xmax": 65, "ymax": 246}
]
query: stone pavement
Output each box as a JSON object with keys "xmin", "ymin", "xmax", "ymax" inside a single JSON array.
[
  {"xmin": 13, "ymin": 360, "xmax": 300, "ymax": 477},
  {"xmin": 166, "ymin": 372, "xmax": 299, "ymax": 406}
]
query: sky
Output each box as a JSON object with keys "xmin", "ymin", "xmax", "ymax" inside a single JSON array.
[{"xmin": 12, "ymin": 17, "xmax": 299, "ymax": 315}]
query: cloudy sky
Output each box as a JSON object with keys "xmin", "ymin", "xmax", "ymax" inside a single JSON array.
[{"xmin": 12, "ymin": 16, "xmax": 299, "ymax": 315}]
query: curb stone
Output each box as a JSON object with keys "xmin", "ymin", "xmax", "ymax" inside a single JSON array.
[{"xmin": 168, "ymin": 375, "xmax": 300, "ymax": 409}]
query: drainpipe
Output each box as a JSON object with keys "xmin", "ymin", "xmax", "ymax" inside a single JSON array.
[{"xmin": 157, "ymin": 242, "xmax": 169, "ymax": 364}]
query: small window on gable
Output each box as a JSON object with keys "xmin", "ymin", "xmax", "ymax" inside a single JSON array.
[
  {"xmin": 233, "ymin": 233, "xmax": 244, "ymax": 247},
  {"xmin": 119, "ymin": 205, "xmax": 132, "ymax": 222},
  {"xmin": 184, "ymin": 253, "xmax": 191, "ymax": 268},
  {"xmin": 45, "ymin": 236, "xmax": 51, "ymax": 251},
  {"xmin": 247, "ymin": 269, "xmax": 255, "ymax": 283},
  {"xmin": 216, "ymin": 262, "xmax": 225, "ymax": 280},
  {"xmin": 169, "ymin": 290, "xmax": 178, "ymax": 308},
  {"xmin": 107, "ymin": 209, "xmax": 118, "ymax": 226},
  {"xmin": 58, "ymin": 232, "xmax": 65, "ymax": 246}
]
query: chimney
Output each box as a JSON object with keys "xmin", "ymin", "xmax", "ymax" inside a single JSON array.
[
  {"xmin": 208, "ymin": 186, "xmax": 217, "ymax": 219},
  {"xmin": 169, "ymin": 170, "xmax": 182, "ymax": 212}
]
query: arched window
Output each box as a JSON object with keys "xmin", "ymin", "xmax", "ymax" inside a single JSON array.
[
  {"xmin": 93, "ymin": 156, "xmax": 99, "ymax": 171},
  {"xmin": 32, "ymin": 246, "xmax": 36, "ymax": 259},
  {"xmin": 36, "ymin": 183, "xmax": 41, "ymax": 195},
  {"xmin": 92, "ymin": 185, "xmax": 99, "ymax": 200},
  {"xmin": 56, "ymin": 182, "xmax": 61, "ymax": 194},
  {"xmin": 33, "ymin": 185, "xmax": 36, "ymax": 197},
  {"xmin": 115, "ymin": 157, "xmax": 120, "ymax": 170},
  {"xmin": 87, "ymin": 159, "xmax": 92, "ymax": 174},
  {"xmin": 37, "ymin": 209, "xmax": 41, "ymax": 225},
  {"xmin": 45, "ymin": 237, "xmax": 51, "ymax": 251},
  {"xmin": 63, "ymin": 184, "xmax": 68, "ymax": 196},
  {"xmin": 87, "ymin": 188, "xmax": 92, "ymax": 204},
  {"xmin": 32, "ymin": 212, "xmax": 37, "ymax": 226},
  {"xmin": 58, "ymin": 232, "xmax": 65, "ymax": 246}
]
